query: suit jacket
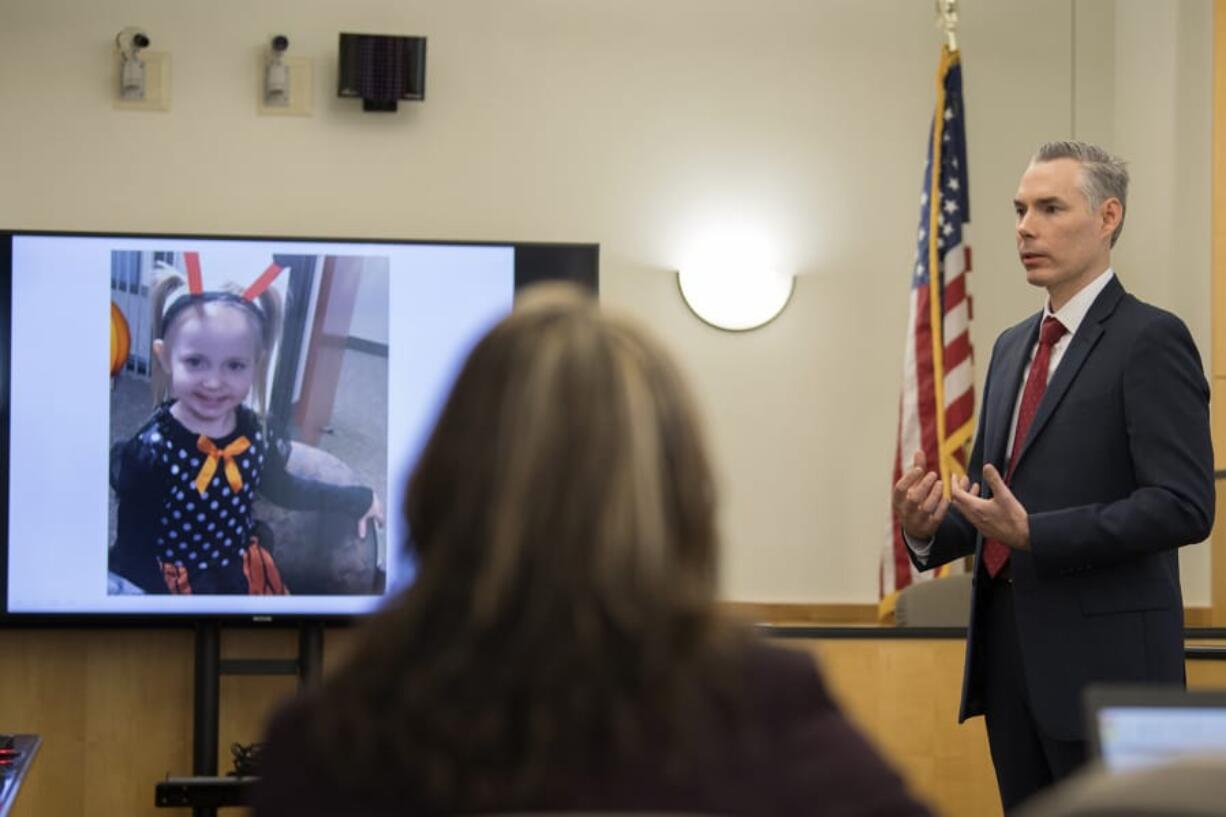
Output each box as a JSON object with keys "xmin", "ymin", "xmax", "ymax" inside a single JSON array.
[
  {"xmin": 914, "ymin": 275, "xmax": 1214, "ymax": 741},
  {"xmin": 252, "ymin": 641, "xmax": 933, "ymax": 817}
]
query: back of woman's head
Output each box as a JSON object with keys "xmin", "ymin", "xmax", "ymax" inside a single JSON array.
[
  {"xmin": 407, "ymin": 282, "xmax": 719, "ymax": 640},
  {"xmin": 323, "ymin": 284, "xmax": 743, "ymax": 808}
]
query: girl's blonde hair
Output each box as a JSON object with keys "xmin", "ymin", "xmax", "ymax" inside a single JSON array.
[{"xmin": 149, "ymin": 274, "xmax": 284, "ymax": 413}]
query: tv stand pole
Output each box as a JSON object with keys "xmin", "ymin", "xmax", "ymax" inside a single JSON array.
[
  {"xmin": 160, "ymin": 622, "xmax": 325, "ymax": 815},
  {"xmin": 193, "ymin": 622, "xmax": 221, "ymax": 786}
]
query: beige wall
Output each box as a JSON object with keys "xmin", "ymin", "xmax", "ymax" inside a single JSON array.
[
  {"xmin": 1106, "ymin": 0, "xmax": 1215, "ymax": 603},
  {"xmin": 0, "ymin": 0, "xmax": 1213, "ymax": 605}
]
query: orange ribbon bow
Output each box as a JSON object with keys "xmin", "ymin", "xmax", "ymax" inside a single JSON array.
[{"xmin": 194, "ymin": 435, "xmax": 251, "ymax": 497}]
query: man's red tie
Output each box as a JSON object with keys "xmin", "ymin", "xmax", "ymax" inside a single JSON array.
[{"xmin": 982, "ymin": 316, "xmax": 1068, "ymax": 578}]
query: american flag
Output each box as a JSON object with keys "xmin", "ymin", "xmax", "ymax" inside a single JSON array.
[{"xmin": 880, "ymin": 46, "xmax": 974, "ymax": 617}]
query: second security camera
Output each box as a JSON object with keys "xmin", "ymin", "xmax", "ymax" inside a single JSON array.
[
  {"xmin": 265, "ymin": 35, "xmax": 291, "ymax": 106},
  {"xmin": 116, "ymin": 27, "xmax": 151, "ymax": 100}
]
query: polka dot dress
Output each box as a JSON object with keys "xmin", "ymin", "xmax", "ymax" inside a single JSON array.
[
  {"xmin": 110, "ymin": 402, "xmax": 372, "ymax": 595},
  {"xmin": 150, "ymin": 426, "xmax": 267, "ymax": 585},
  {"xmin": 112, "ymin": 403, "xmax": 274, "ymax": 594}
]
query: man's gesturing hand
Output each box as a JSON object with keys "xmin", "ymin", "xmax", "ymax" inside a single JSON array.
[
  {"xmin": 949, "ymin": 464, "xmax": 1031, "ymax": 550},
  {"xmin": 891, "ymin": 450, "xmax": 949, "ymax": 540}
]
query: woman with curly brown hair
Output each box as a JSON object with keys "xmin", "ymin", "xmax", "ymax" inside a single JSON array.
[{"xmin": 254, "ymin": 284, "xmax": 931, "ymax": 817}]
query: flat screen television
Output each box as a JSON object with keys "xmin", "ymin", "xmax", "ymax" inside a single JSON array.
[{"xmin": 0, "ymin": 231, "xmax": 598, "ymax": 624}]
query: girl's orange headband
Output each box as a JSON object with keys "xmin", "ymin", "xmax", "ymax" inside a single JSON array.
[{"xmin": 160, "ymin": 252, "xmax": 286, "ymax": 338}]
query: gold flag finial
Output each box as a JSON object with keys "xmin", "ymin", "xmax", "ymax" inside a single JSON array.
[{"xmin": 936, "ymin": 0, "xmax": 959, "ymax": 52}]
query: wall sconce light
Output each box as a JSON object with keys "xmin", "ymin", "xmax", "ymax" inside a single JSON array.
[
  {"xmin": 677, "ymin": 263, "xmax": 794, "ymax": 332},
  {"xmin": 116, "ymin": 27, "xmax": 150, "ymax": 101},
  {"xmin": 264, "ymin": 35, "xmax": 291, "ymax": 107}
]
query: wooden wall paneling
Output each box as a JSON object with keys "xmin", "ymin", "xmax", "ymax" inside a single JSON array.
[
  {"xmin": 83, "ymin": 629, "xmax": 196, "ymax": 812},
  {"xmin": 0, "ymin": 629, "xmax": 195, "ymax": 817},
  {"xmin": 719, "ymin": 601, "xmax": 1211, "ymax": 628},
  {"xmin": 784, "ymin": 638, "xmax": 1002, "ymax": 817},
  {"xmin": 720, "ymin": 601, "xmax": 879, "ymax": 625},
  {"xmin": 1186, "ymin": 637, "xmax": 1226, "ymax": 687},
  {"xmin": 217, "ymin": 629, "xmax": 301, "ymax": 775},
  {"xmin": 0, "ymin": 629, "xmax": 89, "ymax": 815},
  {"xmin": 5, "ymin": 628, "xmax": 1226, "ymax": 817}
]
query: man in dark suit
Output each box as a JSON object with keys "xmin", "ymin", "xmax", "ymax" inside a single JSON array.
[{"xmin": 892, "ymin": 140, "xmax": 1214, "ymax": 812}]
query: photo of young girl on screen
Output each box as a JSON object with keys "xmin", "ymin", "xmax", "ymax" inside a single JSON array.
[{"xmin": 107, "ymin": 251, "xmax": 385, "ymax": 596}]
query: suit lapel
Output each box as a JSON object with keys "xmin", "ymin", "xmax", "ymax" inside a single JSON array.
[{"xmin": 1011, "ymin": 275, "xmax": 1125, "ymax": 472}]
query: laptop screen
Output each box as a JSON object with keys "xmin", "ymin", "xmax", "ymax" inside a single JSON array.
[{"xmin": 1086, "ymin": 686, "xmax": 1226, "ymax": 773}]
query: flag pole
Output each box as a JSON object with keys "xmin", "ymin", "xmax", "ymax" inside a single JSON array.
[{"xmin": 881, "ymin": 0, "xmax": 975, "ymax": 618}]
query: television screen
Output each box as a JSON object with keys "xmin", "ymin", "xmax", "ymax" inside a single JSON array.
[{"xmin": 0, "ymin": 232, "xmax": 597, "ymax": 622}]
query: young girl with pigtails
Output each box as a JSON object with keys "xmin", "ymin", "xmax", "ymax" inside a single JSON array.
[{"xmin": 109, "ymin": 258, "xmax": 383, "ymax": 595}]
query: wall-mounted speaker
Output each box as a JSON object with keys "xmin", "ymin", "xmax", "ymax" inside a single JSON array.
[{"xmin": 337, "ymin": 33, "xmax": 427, "ymax": 112}]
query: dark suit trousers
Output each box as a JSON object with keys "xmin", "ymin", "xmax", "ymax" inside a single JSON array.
[{"xmin": 982, "ymin": 574, "xmax": 1087, "ymax": 812}]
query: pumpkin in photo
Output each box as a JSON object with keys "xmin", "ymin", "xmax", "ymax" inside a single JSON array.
[{"xmin": 110, "ymin": 302, "xmax": 130, "ymax": 378}]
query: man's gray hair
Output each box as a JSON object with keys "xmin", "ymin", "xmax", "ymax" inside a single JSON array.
[{"xmin": 1031, "ymin": 141, "xmax": 1128, "ymax": 247}]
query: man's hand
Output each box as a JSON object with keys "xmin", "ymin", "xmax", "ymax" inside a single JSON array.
[
  {"xmin": 949, "ymin": 464, "xmax": 1031, "ymax": 550},
  {"xmin": 891, "ymin": 450, "xmax": 949, "ymax": 540}
]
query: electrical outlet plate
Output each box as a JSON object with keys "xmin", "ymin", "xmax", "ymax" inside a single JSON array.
[
  {"xmin": 114, "ymin": 51, "xmax": 171, "ymax": 112},
  {"xmin": 258, "ymin": 56, "xmax": 312, "ymax": 117}
]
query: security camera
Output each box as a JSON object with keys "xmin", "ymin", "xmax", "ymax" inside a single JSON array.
[
  {"xmin": 116, "ymin": 27, "xmax": 149, "ymax": 57},
  {"xmin": 265, "ymin": 35, "xmax": 292, "ymax": 106},
  {"xmin": 116, "ymin": 27, "xmax": 151, "ymax": 100}
]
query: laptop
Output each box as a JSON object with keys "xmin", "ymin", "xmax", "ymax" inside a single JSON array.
[{"xmin": 1085, "ymin": 685, "xmax": 1226, "ymax": 773}]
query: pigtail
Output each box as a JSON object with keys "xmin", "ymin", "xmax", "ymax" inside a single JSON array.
[
  {"xmin": 252, "ymin": 285, "xmax": 283, "ymax": 415},
  {"xmin": 149, "ymin": 275, "xmax": 185, "ymax": 407},
  {"xmin": 217, "ymin": 280, "xmax": 282, "ymax": 415}
]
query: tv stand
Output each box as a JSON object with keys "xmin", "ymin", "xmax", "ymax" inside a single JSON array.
[{"xmin": 156, "ymin": 622, "xmax": 323, "ymax": 815}]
